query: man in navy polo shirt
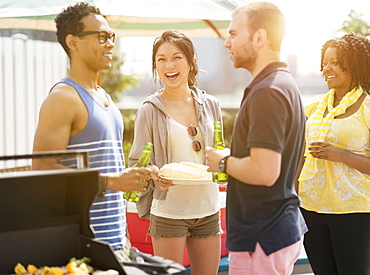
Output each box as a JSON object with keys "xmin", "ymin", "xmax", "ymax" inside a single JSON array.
[{"xmin": 206, "ymin": 2, "xmax": 307, "ymax": 274}]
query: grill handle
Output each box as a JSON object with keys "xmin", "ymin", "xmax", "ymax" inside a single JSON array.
[{"xmin": 0, "ymin": 150, "xmax": 89, "ymax": 169}]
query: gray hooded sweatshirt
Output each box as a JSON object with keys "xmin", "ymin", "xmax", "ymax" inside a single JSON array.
[{"xmin": 128, "ymin": 86, "xmax": 223, "ymax": 219}]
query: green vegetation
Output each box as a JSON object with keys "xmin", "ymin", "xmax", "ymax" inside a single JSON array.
[
  {"xmin": 101, "ymin": 52, "xmax": 141, "ymax": 102},
  {"xmin": 120, "ymin": 109, "xmax": 136, "ymax": 167},
  {"xmin": 337, "ymin": 10, "xmax": 370, "ymax": 37}
]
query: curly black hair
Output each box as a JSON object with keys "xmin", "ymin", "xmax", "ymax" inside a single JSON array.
[
  {"xmin": 54, "ymin": 2, "xmax": 102, "ymax": 56},
  {"xmin": 320, "ymin": 33, "xmax": 370, "ymax": 94}
]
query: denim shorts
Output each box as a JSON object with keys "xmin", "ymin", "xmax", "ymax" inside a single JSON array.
[{"xmin": 149, "ymin": 211, "xmax": 222, "ymax": 238}]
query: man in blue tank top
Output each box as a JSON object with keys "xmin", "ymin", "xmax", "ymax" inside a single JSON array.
[{"xmin": 32, "ymin": 2, "xmax": 153, "ymax": 254}]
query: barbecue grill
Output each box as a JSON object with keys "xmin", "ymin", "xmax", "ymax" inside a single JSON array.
[{"xmin": 0, "ymin": 152, "xmax": 185, "ymax": 275}]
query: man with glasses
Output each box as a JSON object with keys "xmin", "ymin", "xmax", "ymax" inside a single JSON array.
[
  {"xmin": 32, "ymin": 2, "xmax": 154, "ymax": 256},
  {"xmin": 77, "ymin": 30, "xmax": 116, "ymax": 44}
]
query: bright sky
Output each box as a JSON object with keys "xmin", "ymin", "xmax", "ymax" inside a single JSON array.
[{"xmin": 120, "ymin": 0, "xmax": 370, "ymax": 77}]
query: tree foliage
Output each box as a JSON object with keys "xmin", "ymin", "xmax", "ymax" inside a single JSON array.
[
  {"xmin": 101, "ymin": 52, "xmax": 141, "ymax": 102},
  {"xmin": 337, "ymin": 10, "xmax": 370, "ymax": 37}
]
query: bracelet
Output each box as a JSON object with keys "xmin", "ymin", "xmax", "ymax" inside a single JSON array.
[{"xmin": 98, "ymin": 174, "xmax": 108, "ymax": 197}]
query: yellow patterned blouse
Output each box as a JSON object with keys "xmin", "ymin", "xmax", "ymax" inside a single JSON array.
[{"xmin": 299, "ymin": 94, "xmax": 370, "ymax": 214}]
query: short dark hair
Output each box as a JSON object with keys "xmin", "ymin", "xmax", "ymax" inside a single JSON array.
[
  {"xmin": 152, "ymin": 30, "xmax": 198, "ymax": 87},
  {"xmin": 54, "ymin": 2, "xmax": 102, "ymax": 56},
  {"xmin": 320, "ymin": 33, "xmax": 370, "ymax": 94},
  {"xmin": 233, "ymin": 2, "xmax": 286, "ymax": 52}
]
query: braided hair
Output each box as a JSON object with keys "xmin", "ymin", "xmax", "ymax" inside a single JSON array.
[{"xmin": 320, "ymin": 33, "xmax": 370, "ymax": 94}]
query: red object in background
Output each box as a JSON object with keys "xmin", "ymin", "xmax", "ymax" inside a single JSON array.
[
  {"xmin": 126, "ymin": 191, "xmax": 229, "ymax": 267},
  {"xmin": 126, "ymin": 214, "xmax": 154, "ymax": 254},
  {"xmin": 218, "ymin": 184, "xmax": 227, "ymax": 192},
  {"xmin": 220, "ymin": 207, "xmax": 229, "ymax": 257}
]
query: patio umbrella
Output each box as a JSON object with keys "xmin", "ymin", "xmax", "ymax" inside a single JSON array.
[{"xmin": 0, "ymin": 0, "xmax": 247, "ymax": 39}]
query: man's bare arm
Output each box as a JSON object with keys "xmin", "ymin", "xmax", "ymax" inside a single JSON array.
[
  {"xmin": 206, "ymin": 147, "xmax": 281, "ymax": 187},
  {"xmin": 32, "ymin": 84, "xmax": 83, "ymax": 170}
]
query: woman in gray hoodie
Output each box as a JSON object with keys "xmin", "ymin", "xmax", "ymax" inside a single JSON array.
[{"xmin": 129, "ymin": 30, "xmax": 223, "ymax": 275}]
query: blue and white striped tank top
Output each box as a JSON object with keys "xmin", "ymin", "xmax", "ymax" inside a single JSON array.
[{"xmin": 59, "ymin": 78, "xmax": 126, "ymax": 249}]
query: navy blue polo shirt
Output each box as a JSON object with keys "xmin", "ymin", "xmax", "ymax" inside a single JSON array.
[{"xmin": 226, "ymin": 62, "xmax": 308, "ymax": 255}]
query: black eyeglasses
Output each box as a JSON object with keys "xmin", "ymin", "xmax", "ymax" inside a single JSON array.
[
  {"xmin": 187, "ymin": 124, "xmax": 202, "ymax": 153},
  {"xmin": 77, "ymin": 30, "xmax": 115, "ymax": 44}
]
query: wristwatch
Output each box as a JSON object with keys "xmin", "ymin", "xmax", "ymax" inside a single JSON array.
[{"xmin": 219, "ymin": 156, "xmax": 230, "ymax": 173}]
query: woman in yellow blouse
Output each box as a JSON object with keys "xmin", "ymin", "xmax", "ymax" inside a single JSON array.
[{"xmin": 298, "ymin": 33, "xmax": 370, "ymax": 275}]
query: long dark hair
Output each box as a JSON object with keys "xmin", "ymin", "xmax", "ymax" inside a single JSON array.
[{"xmin": 152, "ymin": 30, "xmax": 198, "ymax": 86}]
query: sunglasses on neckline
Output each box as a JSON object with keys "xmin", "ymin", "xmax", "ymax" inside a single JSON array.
[
  {"xmin": 76, "ymin": 30, "xmax": 115, "ymax": 44},
  {"xmin": 187, "ymin": 124, "xmax": 202, "ymax": 153}
]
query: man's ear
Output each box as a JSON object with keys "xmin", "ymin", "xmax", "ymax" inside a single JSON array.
[
  {"xmin": 66, "ymin": 34, "xmax": 78, "ymax": 52},
  {"xmin": 253, "ymin": 29, "xmax": 267, "ymax": 49}
]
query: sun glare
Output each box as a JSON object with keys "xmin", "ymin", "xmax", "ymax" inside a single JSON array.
[{"xmin": 277, "ymin": 0, "xmax": 369, "ymax": 75}]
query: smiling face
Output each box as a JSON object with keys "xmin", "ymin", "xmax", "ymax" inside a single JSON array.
[
  {"xmin": 322, "ymin": 47, "xmax": 352, "ymax": 94},
  {"xmin": 76, "ymin": 14, "xmax": 115, "ymax": 71},
  {"xmin": 154, "ymin": 42, "xmax": 192, "ymax": 89}
]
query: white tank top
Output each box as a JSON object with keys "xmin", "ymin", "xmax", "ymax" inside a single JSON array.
[{"xmin": 151, "ymin": 117, "xmax": 220, "ymax": 219}]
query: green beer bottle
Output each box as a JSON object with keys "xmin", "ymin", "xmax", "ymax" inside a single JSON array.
[
  {"xmin": 124, "ymin": 142, "xmax": 153, "ymax": 202},
  {"xmin": 212, "ymin": 122, "xmax": 228, "ymax": 183}
]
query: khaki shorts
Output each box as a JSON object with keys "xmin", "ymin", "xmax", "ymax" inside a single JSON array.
[{"xmin": 149, "ymin": 211, "xmax": 223, "ymax": 238}]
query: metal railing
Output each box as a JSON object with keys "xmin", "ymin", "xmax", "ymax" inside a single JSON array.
[{"xmin": 0, "ymin": 150, "xmax": 89, "ymax": 172}]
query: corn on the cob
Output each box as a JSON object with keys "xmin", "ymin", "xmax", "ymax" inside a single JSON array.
[
  {"xmin": 160, "ymin": 162, "xmax": 211, "ymax": 179},
  {"xmin": 180, "ymin": 161, "xmax": 209, "ymax": 172}
]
